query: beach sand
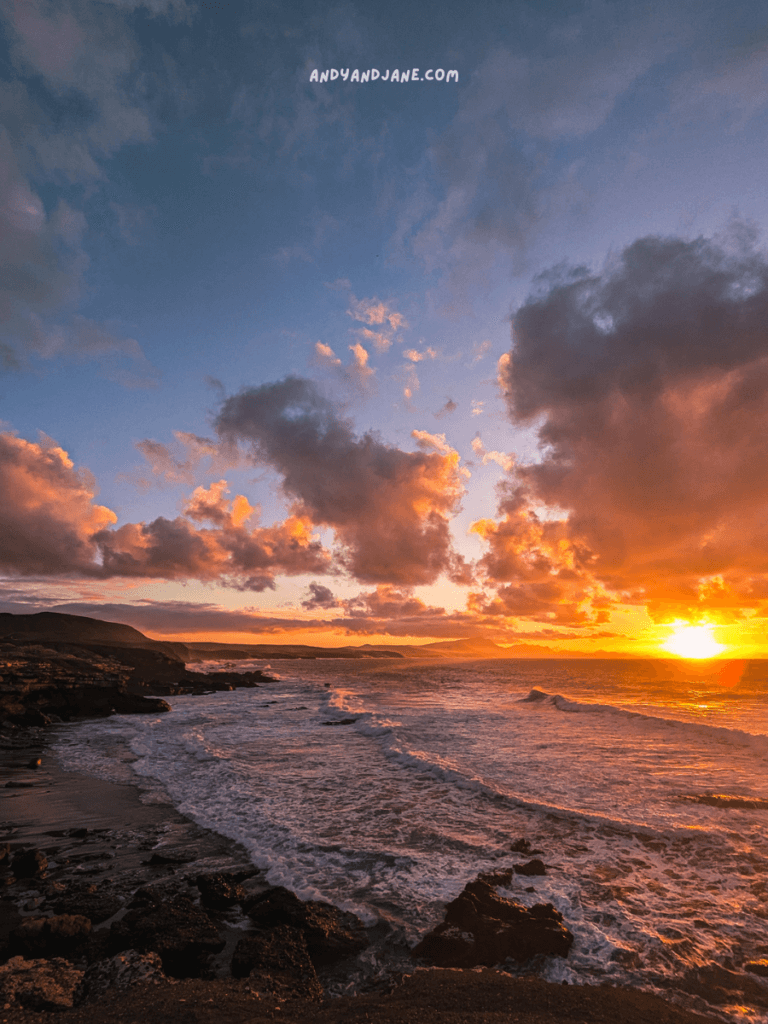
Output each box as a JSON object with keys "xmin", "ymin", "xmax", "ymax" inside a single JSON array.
[{"xmin": 1, "ymin": 731, "xmax": 722, "ymax": 1024}]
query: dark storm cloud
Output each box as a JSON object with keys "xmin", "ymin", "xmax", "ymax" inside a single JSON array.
[
  {"xmin": 214, "ymin": 377, "xmax": 468, "ymax": 586},
  {"xmin": 493, "ymin": 227, "xmax": 768, "ymax": 621}
]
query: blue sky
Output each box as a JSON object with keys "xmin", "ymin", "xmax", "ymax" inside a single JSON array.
[{"xmin": 4, "ymin": 0, "xmax": 768, "ymax": 653}]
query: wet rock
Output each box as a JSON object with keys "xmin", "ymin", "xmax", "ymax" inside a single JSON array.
[
  {"xmin": 514, "ymin": 858, "xmax": 547, "ymax": 876},
  {"xmin": 52, "ymin": 882, "xmax": 123, "ymax": 924},
  {"xmin": 78, "ymin": 950, "xmax": 166, "ymax": 1003},
  {"xmin": 231, "ymin": 925, "xmax": 323, "ymax": 1001},
  {"xmin": 10, "ymin": 914, "xmax": 92, "ymax": 959},
  {"xmin": 412, "ymin": 877, "xmax": 573, "ymax": 968},
  {"xmin": 746, "ymin": 959, "xmax": 768, "ymax": 978},
  {"xmin": 509, "ymin": 838, "xmax": 532, "ymax": 853},
  {"xmin": 196, "ymin": 872, "xmax": 248, "ymax": 910},
  {"xmin": 0, "ymin": 843, "xmax": 10, "ymax": 869},
  {"xmin": 0, "ymin": 956, "xmax": 84, "ymax": 1011},
  {"xmin": 109, "ymin": 893, "xmax": 224, "ymax": 977},
  {"xmin": 243, "ymin": 885, "xmax": 368, "ymax": 966},
  {"xmin": 11, "ymin": 847, "xmax": 48, "ymax": 879}
]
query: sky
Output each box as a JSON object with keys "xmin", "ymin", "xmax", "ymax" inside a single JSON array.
[{"xmin": 3, "ymin": 0, "xmax": 768, "ymax": 655}]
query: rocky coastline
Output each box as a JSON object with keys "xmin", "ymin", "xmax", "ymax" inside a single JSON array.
[
  {"xmin": 0, "ymin": 638, "xmax": 272, "ymax": 730},
  {"xmin": 0, "ymin": 633, "xmax": 726, "ymax": 1023},
  {"xmin": 1, "ymin": 742, "xmax": 725, "ymax": 1024}
]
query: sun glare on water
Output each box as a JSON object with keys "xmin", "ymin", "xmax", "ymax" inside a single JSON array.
[{"xmin": 662, "ymin": 623, "xmax": 726, "ymax": 659}]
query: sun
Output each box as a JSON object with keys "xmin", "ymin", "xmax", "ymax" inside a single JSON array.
[{"xmin": 662, "ymin": 623, "xmax": 726, "ymax": 659}]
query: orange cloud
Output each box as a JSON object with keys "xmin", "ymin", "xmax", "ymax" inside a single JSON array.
[
  {"xmin": 493, "ymin": 229, "xmax": 768, "ymax": 623},
  {"xmin": 0, "ymin": 430, "xmax": 330, "ymax": 590},
  {"xmin": 215, "ymin": 377, "xmax": 470, "ymax": 585},
  {"xmin": 0, "ymin": 432, "xmax": 116, "ymax": 576}
]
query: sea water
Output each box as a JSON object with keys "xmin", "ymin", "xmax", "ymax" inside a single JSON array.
[{"xmin": 51, "ymin": 658, "xmax": 768, "ymax": 1021}]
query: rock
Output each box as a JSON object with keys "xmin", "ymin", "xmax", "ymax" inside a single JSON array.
[
  {"xmin": 26, "ymin": 756, "xmax": 42, "ymax": 769},
  {"xmin": 109, "ymin": 893, "xmax": 224, "ymax": 977},
  {"xmin": 514, "ymin": 859, "xmax": 547, "ymax": 876},
  {"xmin": 53, "ymin": 882, "xmax": 123, "ymax": 924},
  {"xmin": 78, "ymin": 950, "xmax": 166, "ymax": 1004},
  {"xmin": 243, "ymin": 886, "xmax": 368, "ymax": 966},
  {"xmin": 746, "ymin": 959, "xmax": 768, "ymax": 978},
  {"xmin": 231, "ymin": 925, "xmax": 323, "ymax": 1001},
  {"xmin": 510, "ymin": 838, "xmax": 532, "ymax": 853},
  {"xmin": 0, "ymin": 956, "xmax": 83, "ymax": 1011},
  {"xmin": 0, "ymin": 843, "xmax": 10, "ymax": 869},
  {"xmin": 10, "ymin": 914, "xmax": 92, "ymax": 959},
  {"xmin": 11, "ymin": 847, "xmax": 47, "ymax": 878},
  {"xmin": 196, "ymin": 872, "xmax": 248, "ymax": 910},
  {"xmin": 144, "ymin": 849, "xmax": 194, "ymax": 865},
  {"xmin": 412, "ymin": 877, "xmax": 573, "ymax": 968}
]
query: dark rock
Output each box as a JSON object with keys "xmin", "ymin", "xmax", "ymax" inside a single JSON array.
[
  {"xmin": 412, "ymin": 877, "xmax": 573, "ymax": 968},
  {"xmin": 231, "ymin": 925, "xmax": 323, "ymax": 1001},
  {"xmin": 53, "ymin": 883, "xmax": 123, "ymax": 924},
  {"xmin": 509, "ymin": 838, "xmax": 532, "ymax": 853},
  {"xmin": 26, "ymin": 756, "xmax": 42, "ymax": 769},
  {"xmin": 5, "ymin": 781, "xmax": 34, "ymax": 788},
  {"xmin": 514, "ymin": 859, "xmax": 547, "ymax": 876},
  {"xmin": 0, "ymin": 843, "xmax": 10, "ymax": 869},
  {"xmin": 478, "ymin": 869, "xmax": 515, "ymax": 887},
  {"xmin": 109, "ymin": 893, "xmax": 224, "ymax": 977},
  {"xmin": 321, "ymin": 717, "xmax": 357, "ymax": 726},
  {"xmin": 196, "ymin": 872, "xmax": 248, "ymax": 910},
  {"xmin": 10, "ymin": 914, "xmax": 92, "ymax": 959},
  {"xmin": 0, "ymin": 956, "xmax": 83, "ymax": 1011},
  {"xmin": 746, "ymin": 960, "xmax": 768, "ymax": 978},
  {"xmin": 243, "ymin": 886, "xmax": 368, "ymax": 966},
  {"xmin": 11, "ymin": 847, "xmax": 48, "ymax": 878},
  {"xmin": 78, "ymin": 950, "xmax": 165, "ymax": 1004}
]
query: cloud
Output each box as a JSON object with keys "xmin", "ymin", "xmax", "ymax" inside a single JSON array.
[
  {"xmin": 399, "ymin": 5, "xmax": 683, "ymax": 298},
  {"xmin": 434, "ymin": 398, "xmax": 458, "ymax": 419},
  {"xmin": 348, "ymin": 342, "xmax": 374, "ymax": 385},
  {"xmin": 214, "ymin": 377, "xmax": 469, "ymax": 586},
  {"xmin": 471, "ymin": 435, "xmax": 515, "ymax": 472},
  {"xmin": 346, "ymin": 293, "xmax": 407, "ymax": 351},
  {"xmin": 131, "ymin": 431, "xmax": 238, "ymax": 488},
  {"xmin": 0, "ymin": 431, "xmax": 117, "ymax": 576},
  {"xmin": 314, "ymin": 339, "xmax": 373, "ymax": 388},
  {"xmin": 314, "ymin": 341, "xmax": 341, "ymax": 367},
  {"xmin": 495, "ymin": 227, "xmax": 768, "ymax": 622},
  {"xmin": 302, "ymin": 582, "xmax": 339, "ymax": 610},
  {"xmin": 0, "ymin": 431, "xmax": 331, "ymax": 589},
  {"xmin": 96, "ymin": 486, "xmax": 331, "ymax": 591},
  {"xmin": 403, "ymin": 347, "xmax": 436, "ymax": 363},
  {"xmin": 0, "ymin": 1, "xmax": 179, "ymax": 376}
]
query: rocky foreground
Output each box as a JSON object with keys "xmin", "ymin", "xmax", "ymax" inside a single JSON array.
[
  {"xmin": 0, "ymin": 827, "xmax": 724, "ymax": 1024},
  {"xmin": 0, "ymin": 639, "xmax": 272, "ymax": 729}
]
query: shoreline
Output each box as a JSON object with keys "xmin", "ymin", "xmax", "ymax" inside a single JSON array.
[{"xmin": 0, "ymin": 723, "xmax": 727, "ymax": 1023}]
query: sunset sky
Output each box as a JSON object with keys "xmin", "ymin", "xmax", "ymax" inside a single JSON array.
[{"xmin": 3, "ymin": 0, "xmax": 768, "ymax": 654}]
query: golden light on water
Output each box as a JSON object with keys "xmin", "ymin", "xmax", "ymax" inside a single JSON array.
[{"xmin": 662, "ymin": 622, "xmax": 726, "ymax": 659}]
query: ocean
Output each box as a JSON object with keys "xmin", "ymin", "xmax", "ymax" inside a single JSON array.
[{"xmin": 50, "ymin": 658, "xmax": 768, "ymax": 1021}]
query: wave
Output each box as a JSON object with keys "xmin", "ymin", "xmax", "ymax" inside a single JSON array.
[
  {"xmin": 519, "ymin": 688, "xmax": 768, "ymax": 761},
  {"xmin": 317, "ymin": 684, "xmax": 700, "ymax": 842}
]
